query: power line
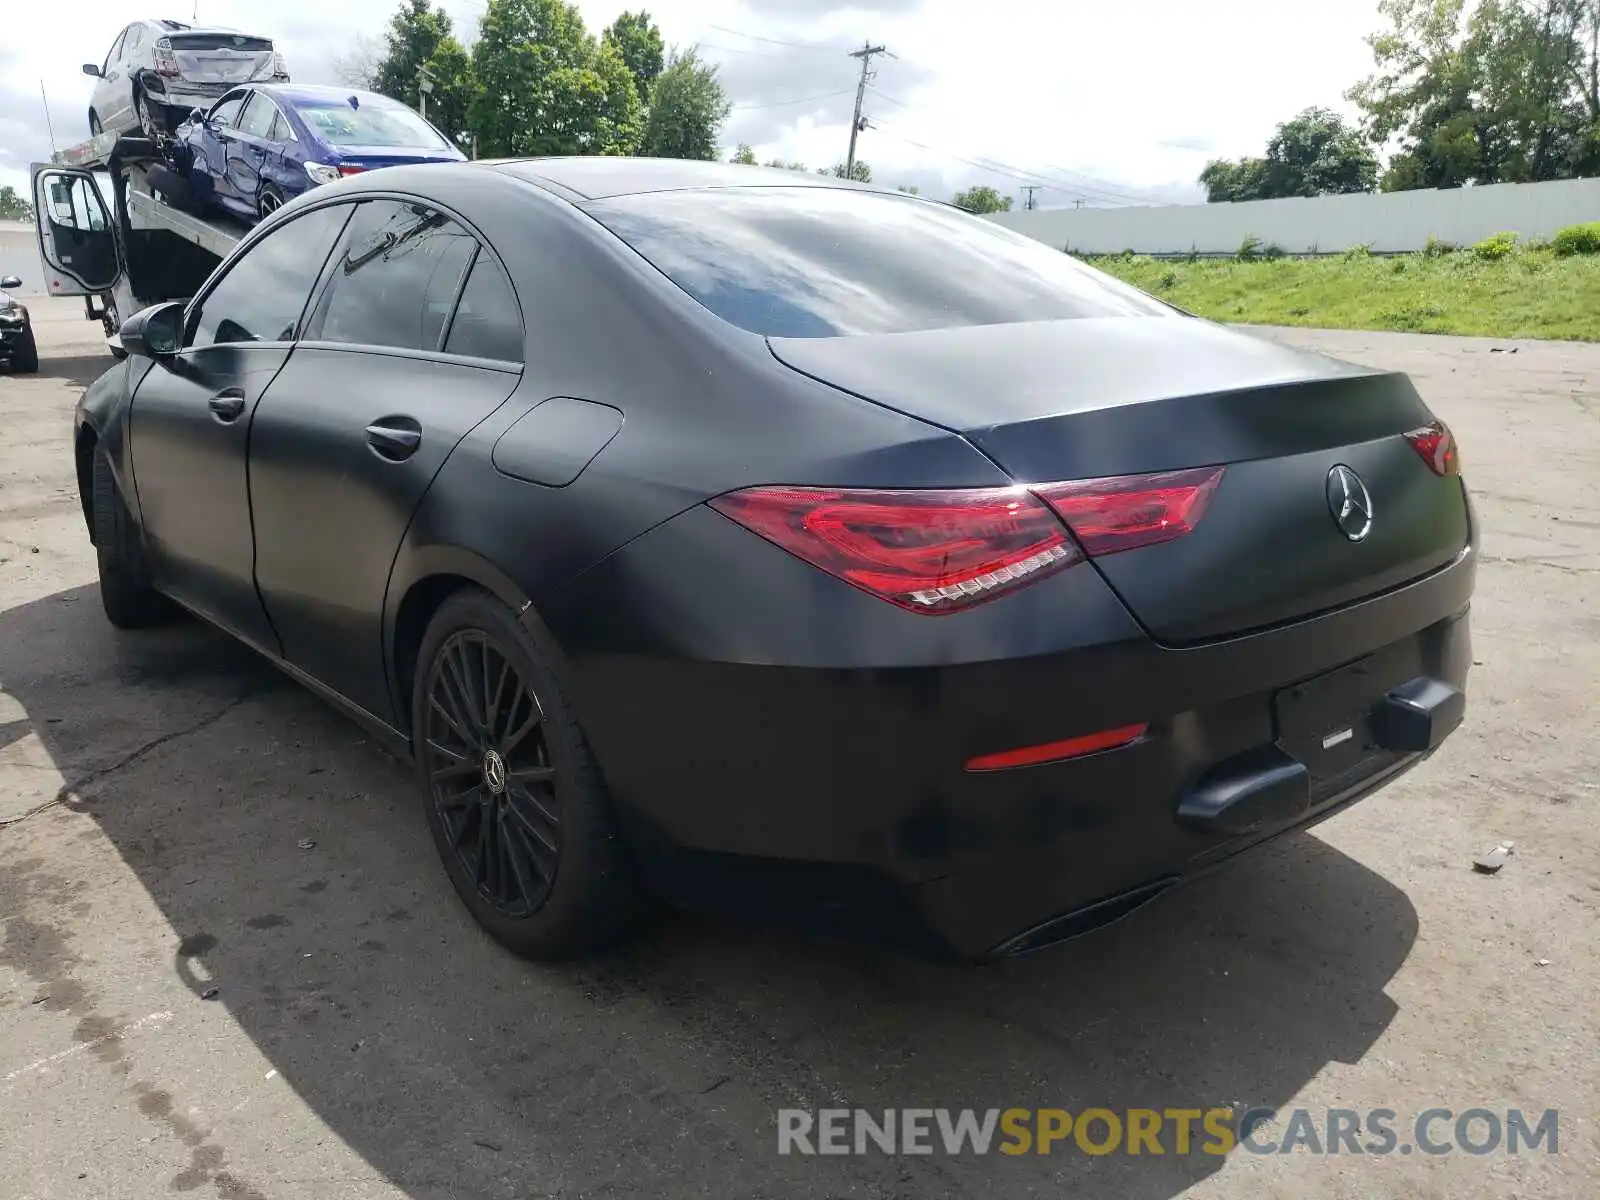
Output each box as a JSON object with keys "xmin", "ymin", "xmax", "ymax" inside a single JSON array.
[
  {"xmin": 867, "ymin": 124, "xmax": 1135, "ymax": 207},
  {"xmin": 696, "ymin": 40, "xmax": 804, "ymax": 59},
  {"xmin": 706, "ymin": 23, "xmax": 841, "ymax": 54},
  {"xmin": 863, "ymin": 84, "xmax": 908, "ymax": 110},
  {"xmin": 732, "ymin": 88, "xmax": 856, "ymax": 111},
  {"xmin": 862, "ymin": 87, "xmax": 1157, "ymax": 206}
]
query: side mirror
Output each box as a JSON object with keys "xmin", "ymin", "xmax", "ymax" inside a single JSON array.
[
  {"xmin": 82, "ymin": 63, "xmax": 102, "ymax": 78},
  {"xmin": 119, "ymin": 302, "xmax": 185, "ymax": 360},
  {"xmin": 0, "ymin": 276, "xmax": 20, "ymax": 290},
  {"xmin": 190, "ymin": 108, "xmax": 206, "ymax": 125}
]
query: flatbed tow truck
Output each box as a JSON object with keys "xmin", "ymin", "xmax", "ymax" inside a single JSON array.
[{"xmin": 31, "ymin": 131, "xmax": 248, "ymax": 355}]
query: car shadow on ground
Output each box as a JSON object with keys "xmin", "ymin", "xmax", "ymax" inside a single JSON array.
[
  {"xmin": 0, "ymin": 584, "xmax": 1421, "ymax": 1199},
  {"xmin": 12, "ymin": 352, "xmax": 119, "ymax": 389}
]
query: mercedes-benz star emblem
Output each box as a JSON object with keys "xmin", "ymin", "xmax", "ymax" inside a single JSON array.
[
  {"xmin": 482, "ymin": 749, "xmax": 508, "ymax": 795},
  {"xmin": 1326, "ymin": 464, "xmax": 1374, "ymax": 542}
]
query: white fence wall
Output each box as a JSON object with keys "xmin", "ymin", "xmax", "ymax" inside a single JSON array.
[
  {"xmin": 0, "ymin": 223, "xmax": 39, "ymax": 295},
  {"xmin": 985, "ymin": 177, "xmax": 1600, "ymax": 255}
]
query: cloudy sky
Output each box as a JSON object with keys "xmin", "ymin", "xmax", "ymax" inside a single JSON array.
[{"xmin": 2, "ymin": 0, "xmax": 1384, "ymax": 209}]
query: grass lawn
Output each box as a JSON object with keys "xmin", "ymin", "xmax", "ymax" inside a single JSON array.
[{"xmin": 1089, "ymin": 248, "xmax": 1600, "ymax": 342}]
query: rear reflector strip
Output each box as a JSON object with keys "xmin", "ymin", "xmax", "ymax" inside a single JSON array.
[{"xmin": 965, "ymin": 723, "xmax": 1148, "ymax": 772}]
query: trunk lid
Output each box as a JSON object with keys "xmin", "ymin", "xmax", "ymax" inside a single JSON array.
[
  {"xmin": 768, "ymin": 316, "xmax": 1469, "ymax": 644},
  {"xmin": 331, "ymin": 148, "xmax": 462, "ymax": 170},
  {"xmin": 166, "ymin": 32, "xmax": 276, "ymax": 84}
]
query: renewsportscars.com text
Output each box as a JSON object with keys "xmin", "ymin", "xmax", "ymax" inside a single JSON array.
[{"xmin": 777, "ymin": 1107, "xmax": 1559, "ymax": 1157}]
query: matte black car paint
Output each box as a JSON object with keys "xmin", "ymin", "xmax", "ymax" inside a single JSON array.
[{"xmin": 74, "ymin": 158, "xmax": 1476, "ymax": 958}]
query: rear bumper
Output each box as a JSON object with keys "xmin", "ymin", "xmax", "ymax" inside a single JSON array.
[
  {"xmin": 541, "ymin": 504, "xmax": 1476, "ymax": 959},
  {"xmin": 140, "ymin": 78, "xmax": 233, "ymax": 109}
]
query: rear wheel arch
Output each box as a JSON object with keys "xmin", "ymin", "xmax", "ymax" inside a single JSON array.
[
  {"xmin": 75, "ymin": 426, "xmax": 100, "ymax": 542},
  {"xmin": 386, "ymin": 550, "xmax": 552, "ymax": 740}
]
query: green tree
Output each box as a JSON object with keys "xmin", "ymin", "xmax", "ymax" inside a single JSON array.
[
  {"xmin": 729, "ymin": 142, "xmax": 758, "ymax": 164},
  {"xmin": 952, "ymin": 184, "xmax": 1012, "ymax": 213},
  {"xmin": 1198, "ymin": 157, "xmax": 1271, "ymax": 201},
  {"xmin": 470, "ymin": 0, "xmax": 642, "ymax": 157},
  {"xmin": 0, "ymin": 185, "xmax": 34, "ymax": 222},
  {"xmin": 639, "ymin": 48, "xmax": 729, "ymax": 159},
  {"xmin": 1199, "ymin": 108, "xmax": 1377, "ymax": 201},
  {"xmin": 603, "ymin": 10, "xmax": 665, "ymax": 100},
  {"xmin": 372, "ymin": 0, "xmax": 475, "ymax": 141},
  {"xmin": 1348, "ymin": 0, "xmax": 1600, "ymax": 188},
  {"xmin": 821, "ymin": 161, "xmax": 872, "ymax": 181},
  {"xmin": 896, "ymin": 184, "xmax": 920, "ymax": 194},
  {"xmin": 764, "ymin": 158, "xmax": 808, "ymax": 171}
]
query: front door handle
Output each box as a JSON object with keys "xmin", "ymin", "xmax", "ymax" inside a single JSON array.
[
  {"xmin": 208, "ymin": 388, "xmax": 246, "ymax": 422},
  {"xmin": 366, "ymin": 416, "xmax": 422, "ymax": 461}
]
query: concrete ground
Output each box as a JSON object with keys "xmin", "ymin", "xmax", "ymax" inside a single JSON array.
[{"xmin": 1, "ymin": 298, "xmax": 1595, "ymax": 1199}]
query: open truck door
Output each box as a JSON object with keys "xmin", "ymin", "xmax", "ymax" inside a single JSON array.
[
  {"xmin": 32, "ymin": 161, "xmax": 131, "ymax": 356},
  {"xmin": 32, "ymin": 165, "xmax": 123, "ymax": 297}
]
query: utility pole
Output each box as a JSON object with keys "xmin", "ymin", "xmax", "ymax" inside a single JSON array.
[
  {"xmin": 845, "ymin": 42, "xmax": 888, "ymax": 179},
  {"xmin": 1022, "ymin": 185, "xmax": 1040, "ymax": 211},
  {"xmin": 416, "ymin": 65, "xmax": 435, "ymax": 122}
]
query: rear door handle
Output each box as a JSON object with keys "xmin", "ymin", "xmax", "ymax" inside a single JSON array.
[
  {"xmin": 208, "ymin": 388, "xmax": 246, "ymax": 422},
  {"xmin": 366, "ymin": 416, "xmax": 422, "ymax": 461}
]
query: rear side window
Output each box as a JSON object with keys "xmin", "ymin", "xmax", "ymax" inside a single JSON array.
[
  {"xmin": 584, "ymin": 187, "xmax": 1169, "ymax": 338},
  {"xmin": 238, "ymin": 93, "xmax": 276, "ymax": 138},
  {"xmin": 305, "ymin": 200, "xmax": 478, "ymax": 351},
  {"xmin": 444, "ymin": 252, "xmax": 522, "ymax": 362}
]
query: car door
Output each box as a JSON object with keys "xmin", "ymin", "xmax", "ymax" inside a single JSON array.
[
  {"xmin": 127, "ymin": 202, "xmax": 352, "ymax": 651},
  {"xmin": 30, "ymin": 167, "xmax": 121, "ymax": 296},
  {"xmin": 92, "ymin": 27, "xmax": 132, "ymax": 132},
  {"xmin": 227, "ymin": 91, "xmax": 278, "ymax": 211},
  {"xmin": 193, "ymin": 91, "xmax": 249, "ymax": 213},
  {"xmin": 249, "ymin": 198, "xmax": 524, "ymax": 722}
]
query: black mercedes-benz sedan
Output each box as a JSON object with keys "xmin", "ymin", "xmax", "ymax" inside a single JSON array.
[{"xmin": 73, "ymin": 158, "xmax": 1474, "ymax": 960}]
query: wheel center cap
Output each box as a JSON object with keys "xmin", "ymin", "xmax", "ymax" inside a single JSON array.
[{"xmin": 482, "ymin": 749, "xmax": 507, "ymax": 795}]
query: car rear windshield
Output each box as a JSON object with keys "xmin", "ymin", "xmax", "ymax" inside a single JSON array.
[
  {"xmin": 167, "ymin": 34, "xmax": 273, "ymax": 51},
  {"xmin": 582, "ymin": 186, "xmax": 1170, "ymax": 338},
  {"xmin": 293, "ymin": 100, "xmax": 452, "ymax": 149}
]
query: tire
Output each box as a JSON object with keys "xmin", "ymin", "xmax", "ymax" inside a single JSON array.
[
  {"xmin": 257, "ymin": 184, "xmax": 285, "ymax": 222},
  {"xmin": 135, "ymin": 90, "xmax": 163, "ymax": 139},
  {"xmin": 146, "ymin": 164, "xmax": 194, "ymax": 213},
  {"xmin": 91, "ymin": 449, "xmax": 172, "ymax": 629},
  {"xmin": 11, "ymin": 327, "xmax": 37, "ymax": 374},
  {"xmin": 89, "ymin": 109, "xmax": 102, "ymax": 136},
  {"xmin": 413, "ymin": 589, "xmax": 636, "ymax": 960}
]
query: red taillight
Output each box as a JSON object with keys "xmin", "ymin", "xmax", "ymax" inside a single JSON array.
[
  {"xmin": 1033, "ymin": 466, "xmax": 1224, "ymax": 556},
  {"xmin": 707, "ymin": 485, "xmax": 1081, "ymax": 613},
  {"xmin": 337, "ymin": 164, "xmax": 367, "ymax": 177},
  {"xmin": 1404, "ymin": 420, "xmax": 1459, "ymax": 476},
  {"xmin": 965, "ymin": 723, "xmax": 1148, "ymax": 772}
]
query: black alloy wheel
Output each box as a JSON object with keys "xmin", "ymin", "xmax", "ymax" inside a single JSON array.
[{"xmin": 423, "ymin": 629, "xmax": 563, "ymax": 917}]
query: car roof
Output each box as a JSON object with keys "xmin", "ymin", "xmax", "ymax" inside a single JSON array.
[
  {"xmin": 489, "ymin": 157, "xmax": 886, "ymax": 201},
  {"xmin": 251, "ymin": 84, "xmax": 401, "ymax": 107}
]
